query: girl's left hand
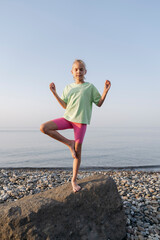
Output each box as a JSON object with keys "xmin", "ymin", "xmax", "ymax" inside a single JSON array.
[{"xmin": 105, "ymin": 80, "xmax": 111, "ymax": 91}]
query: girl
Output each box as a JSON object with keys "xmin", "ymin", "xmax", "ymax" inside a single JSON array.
[{"xmin": 40, "ymin": 59, "xmax": 111, "ymax": 192}]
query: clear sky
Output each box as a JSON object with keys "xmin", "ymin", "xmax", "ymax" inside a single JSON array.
[{"xmin": 0, "ymin": 0, "xmax": 160, "ymax": 129}]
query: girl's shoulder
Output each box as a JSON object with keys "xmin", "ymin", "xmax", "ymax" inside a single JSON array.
[
  {"xmin": 63, "ymin": 82, "xmax": 76, "ymax": 94},
  {"xmin": 85, "ymin": 82, "xmax": 95, "ymax": 86},
  {"xmin": 64, "ymin": 82, "xmax": 75, "ymax": 89},
  {"xmin": 85, "ymin": 82, "xmax": 96, "ymax": 88}
]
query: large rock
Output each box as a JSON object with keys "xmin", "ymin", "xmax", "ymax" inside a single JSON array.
[{"xmin": 0, "ymin": 174, "xmax": 126, "ymax": 240}]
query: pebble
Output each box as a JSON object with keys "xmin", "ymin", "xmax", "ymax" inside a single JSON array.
[{"xmin": 0, "ymin": 169, "xmax": 159, "ymax": 239}]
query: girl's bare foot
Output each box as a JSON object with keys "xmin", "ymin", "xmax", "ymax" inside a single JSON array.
[
  {"xmin": 69, "ymin": 140, "xmax": 76, "ymax": 159},
  {"xmin": 71, "ymin": 179, "xmax": 81, "ymax": 193}
]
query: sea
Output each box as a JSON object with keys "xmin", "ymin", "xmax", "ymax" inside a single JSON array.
[{"xmin": 0, "ymin": 127, "xmax": 160, "ymax": 171}]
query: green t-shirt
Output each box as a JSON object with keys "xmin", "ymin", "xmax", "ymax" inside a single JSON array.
[{"xmin": 61, "ymin": 82, "xmax": 101, "ymax": 124}]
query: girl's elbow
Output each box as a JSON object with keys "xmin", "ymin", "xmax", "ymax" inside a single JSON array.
[{"xmin": 97, "ymin": 99, "xmax": 102, "ymax": 107}]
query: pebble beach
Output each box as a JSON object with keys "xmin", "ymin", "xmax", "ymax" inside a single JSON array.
[{"xmin": 0, "ymin": 168, "xmax": 160, "ymax": 240}]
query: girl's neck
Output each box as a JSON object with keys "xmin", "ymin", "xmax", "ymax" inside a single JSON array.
[{"xmin": 75, "ymin": 79, "xmax": 85, "ymax": 84}]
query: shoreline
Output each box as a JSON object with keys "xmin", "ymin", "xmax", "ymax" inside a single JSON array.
[
  {"xmin": 1, "ymin": 164, "xmax": 160, "ymax": 172},
  {"xmin": 0, "ymin": 168, "xmax": 160, "ymax": 239}
]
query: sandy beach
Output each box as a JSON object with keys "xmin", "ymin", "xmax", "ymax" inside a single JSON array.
[{"xmin": 0, "ymin": 168, "xmax": 160, "ymax": 240}]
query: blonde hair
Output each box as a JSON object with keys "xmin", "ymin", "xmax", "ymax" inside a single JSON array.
[{"xmin": 72, "ymin": 59, "xmax": 87, "ymax": 71}]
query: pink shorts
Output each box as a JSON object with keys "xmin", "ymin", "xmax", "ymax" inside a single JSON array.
[{"xmin": 52, "ymin": 118, "xmax": 87, "ymax": 144}]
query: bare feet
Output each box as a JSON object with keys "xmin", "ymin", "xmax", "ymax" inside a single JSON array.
[
  {"xmin": 71, "ymin": 179, "xmax": 81, "ymax": 193},
  {"xmin": 69, "ymin": 140, "xmax": 76, "ymax": 159}
]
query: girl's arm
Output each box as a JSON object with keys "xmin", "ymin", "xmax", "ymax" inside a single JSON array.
[
  {"xmin": 49, "ymin": 82, "xmax": 67, "ymax": 109},
  {"xmin": 97, "ymin": 80, "xmax": 111, "ymax": 107}
]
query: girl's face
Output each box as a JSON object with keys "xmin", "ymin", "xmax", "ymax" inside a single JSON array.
[{"xmin": 71, "ymin": 62, "xmax": 87, "ymax": 82}]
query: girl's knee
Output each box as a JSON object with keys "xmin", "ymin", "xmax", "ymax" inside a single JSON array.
[
  {"xmin": 40, "ymin": 124, "xmax": 47, "ymax": 134},
  {"xmin": 75, "ymin": 142, "xmax": 82, "ymax": 155},
  {"xmin": 40, "ymin": 121, "xmax": 58, "ymax": 134}
]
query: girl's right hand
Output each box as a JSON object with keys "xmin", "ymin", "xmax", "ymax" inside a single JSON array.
[
  {"xmin": 105, "ymin": 80, "xmax": 111, "ymax": 91},
  {"xmin": 49, "ymin": 82, "xmax": 56, "ymax": 94}
]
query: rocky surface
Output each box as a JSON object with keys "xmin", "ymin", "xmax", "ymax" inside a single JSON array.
[
  {"xmin": 0, "ymin": 174, "xmax": 126, "ymax": 240},
  {"xmin": 0, "ymin": 169, "xmax": 160, "ymax": 239}
]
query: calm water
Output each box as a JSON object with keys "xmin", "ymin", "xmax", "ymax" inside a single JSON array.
[{"xmin": 0, "ymin": 127, "xmax": 160, "ymax": 169}]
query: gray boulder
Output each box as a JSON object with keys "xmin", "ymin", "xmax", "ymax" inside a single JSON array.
[{"xmin": 0, "ymin": 174, "xmax": 126, "ymax": 240}]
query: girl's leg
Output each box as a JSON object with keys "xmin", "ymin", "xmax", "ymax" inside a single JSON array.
[
  {"xmin": 40, "ymin": 119, "xmax": 76, "ymax": 158},
  {"xmin": 71, "ymin": 123, "xmax": 87, "ymax": 192},
  {"xmin": 72, "ymin": 142, "xmax": 82, "ymax": 192}
]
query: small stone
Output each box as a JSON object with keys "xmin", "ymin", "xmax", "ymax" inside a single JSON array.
[
  {"xmin": 155, "ymin": 227, "xmax": 160, "ymax": 235},
  {"xmin": 138, "ymin": 235, "xmax": 145, "ymax": 240},
  {"xmin": 1, "ymin": 193, "xmax": 9, "ymax": 201},
  {"xmin": 143, "ymin": 223, "xmax": 150, "ymax": 228},
  {"xmin": 148, "ymin": 188, "xmax": 155, "ymax": 193},
  {"xmin": 156, "ymin": 214, "xmax": 160, "ymax": 221},
  {"xmin": 137, "ymin": 225, "xmax": 145, "ymax": 232},
  {"xmin": 152, "ymin": 217, "xmax": 159, "ymax": 224}
]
